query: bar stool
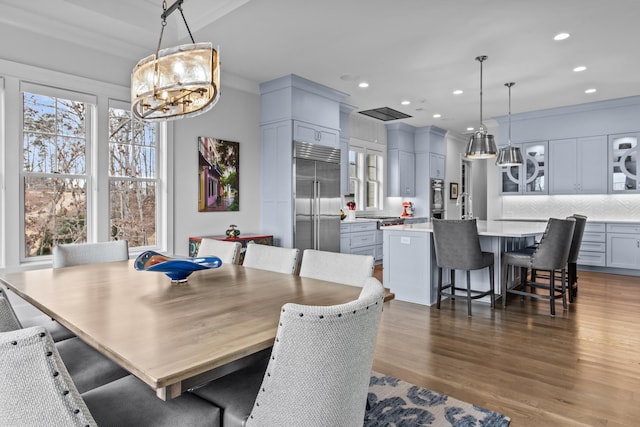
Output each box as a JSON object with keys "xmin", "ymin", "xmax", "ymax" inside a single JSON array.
[
  {"xmin": 432, "ymin": 219, "xmax": 495, "ymax": 316},
  {"xmin": 531, "ymin": 214, "xmax": 587, "ymax": 303},
  {"xmin": 502, "ymin": 217, "xmax": 575, "ymax": 316}
]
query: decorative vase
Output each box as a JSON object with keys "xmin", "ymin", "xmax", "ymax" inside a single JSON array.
[
  {"xmin": 134, "ymin": 250, "xmax": 222, "ymax": 283},
  {"xmin": 226, "ymin": 224, "xmax": 241, "ymax": 238}
]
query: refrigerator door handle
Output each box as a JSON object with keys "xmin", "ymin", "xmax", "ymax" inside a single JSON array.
[{"xmin": 315, "ymin": 179, "xmax": 320, "ymax": 250}]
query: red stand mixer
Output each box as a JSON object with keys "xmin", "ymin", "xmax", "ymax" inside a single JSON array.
[{"xmin": 401, "ymin": 201, "xmax": 414, "ymax": 217}]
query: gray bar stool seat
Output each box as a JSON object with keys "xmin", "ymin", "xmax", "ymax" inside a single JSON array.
[
  {"xmin": 502, "ymin": 217, "xmax": 575, "ymax": 316},
  {"xmin": 432, "ymin": 219, "xmax": 495, "ymax": 316}
]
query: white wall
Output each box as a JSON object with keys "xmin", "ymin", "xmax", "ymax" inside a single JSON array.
[{"xmin": 172, "ymin": 88, "xmax": 260, "ymax": 256}]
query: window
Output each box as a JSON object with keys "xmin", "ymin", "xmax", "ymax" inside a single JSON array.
[
  {"xmin": 349, "ymin": 141, "xmax": 384, "ymax": 211},
  {"xmin": 22, "ymin": 89, "xmax": 92, "ymax": 257},
  {"xmin": 108, "ymin": 104, "xmax": 158, "ymax": 247},
  {"xmin": 20, "ymin": 83, "xmax": 162, "ymax": 260}
]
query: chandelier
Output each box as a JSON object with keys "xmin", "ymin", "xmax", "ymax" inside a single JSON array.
[
  {"xmin": 131, "ymin": 0, "xmax": 220, "ymax": 121},
  {"xmin": 465, "ymin": 55, "xmax": 498, "ymax": 159}
]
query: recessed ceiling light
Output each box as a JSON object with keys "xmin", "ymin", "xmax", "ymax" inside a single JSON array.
[
  {"xmin": 433, "ymin": 114, "xmax": 441, "ymax": 118},
  {"xmin": 358, "ymin": 82, "xmax": 369, "ymax": 88},
  {"xmin": 554, "ymin": 32, "xmax": 570, "ymax": 41},
  {"xmin": 453, "ymin": 90, "xmax": 463, "ymax": 95},
  {"xmin": 573, "ymin": 66, "xmax": 587, "ymax": 72},
  {"xmin": 585, "ymin": 88, "xmax": 597, "ymax": 94},
  {"xmin": 467, "ymin": 127, "xmax": 474, "ymax": 132},
  {"xmin": 401, "ymin": 100, "xmax": 411, "ymax": 105}
]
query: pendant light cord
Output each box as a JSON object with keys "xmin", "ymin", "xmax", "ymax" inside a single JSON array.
[
  {"xmin": 505, "ymin": 82, "xmax": 515, "ymax": 146},
  {"xmin": 475, "ymin": 56, "xmax": 488, "ymax": 129}
]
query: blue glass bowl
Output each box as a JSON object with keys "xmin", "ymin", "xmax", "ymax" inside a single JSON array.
[{"xmin": 134, "ymin": 250, "xmax": 223, "ymax": 283}]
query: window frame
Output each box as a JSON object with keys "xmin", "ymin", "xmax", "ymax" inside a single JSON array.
[
  {"xmin": 107, "ymin": 99, "xmax": 160, "ymax": 250},
  {"xmin": 349, "ymin": 138, "xmax": 385, "ymax": 212},
  {"xmin": 19, "ymin": 84, "xmax": 96, "ymax": 260},
  {"xmin": 4, "ymin": 72, "xmax": 168, "ymax": 266}
]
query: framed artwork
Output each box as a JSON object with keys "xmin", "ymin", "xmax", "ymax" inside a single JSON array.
[
  {"xmin": 198, "ymin": 136, "xmax": 239, "ymax": 212},
  {"xmin": 450, "ymin": 182, "xmax": 459, "ymax": 199}
]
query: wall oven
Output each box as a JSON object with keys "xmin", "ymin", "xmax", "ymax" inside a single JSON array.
[{"xmin": 430, "ymin": 179, "xmax": 444, "ymax": 219}]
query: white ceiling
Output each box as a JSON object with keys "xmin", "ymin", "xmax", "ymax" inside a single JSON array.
[{"xmin": 2, "ymin": 0, "xmax": 639, "ymax": 133}]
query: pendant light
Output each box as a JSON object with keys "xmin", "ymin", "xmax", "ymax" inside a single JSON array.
[
  {"xmin": 496, "ymin": 82, "xmax": 523, "ymax": 166},
  {"xmin": 465, "ymin": 55, "xmax": 498, "ymax": 159},
  {"xmin": 131, "ymin": 0, "xmax": 220, "ymax": 121}
]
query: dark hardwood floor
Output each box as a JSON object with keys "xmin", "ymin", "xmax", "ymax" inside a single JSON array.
[{"xmin": 372, "ymin": 267, "xmax": 640, "ymax": 426}]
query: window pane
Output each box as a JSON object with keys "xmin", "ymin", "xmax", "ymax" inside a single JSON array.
[
  {"xmin": 23, "ymin": 134, "xmax": 55, "ymax": 173},
  {"xmin": 367, "ymin": 153, "xmax": 378, "ymax": 180},
  {"xmin": 366, "ymin": 182, "xmax": 377, "ymax": 208},
  {"xmin": 57, "ymin": 99, "xmax": 86, "ymax": 137},
  {"xmin": 23, "ymin": 93, "xmax": 55, "ymax": 134},
  {"xmin": 110, "ymin": 180, "xmax": 156, "ymax": 247},
  {"xmin": 349, "ymin": 150, "xmax": 358, "ymax": 179},
  {"xmin": 24, "ymin": 176, "xmax": 87, "ymax": 257},
  {"xmin": 109, "ymin": 108, "xmax": 156, "ymax": 178},
  {"xmin": 23, "ymin": 92, "xmax": 86, "ymax": 174}
]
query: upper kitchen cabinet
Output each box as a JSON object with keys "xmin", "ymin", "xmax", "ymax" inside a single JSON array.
[
  {"xmin": 609, "ymin": 133, "xmax": 639, "ymax": 193},
  {"xmin": 499, "ymin": 141, "xmax": 547, "ymax": 194},
  {"xmin": 549, "ymin": 136, "xmax": 608, "ymax": 194},
  {"xmin": 386, "ymin": 123, "xmax": 416, "ymax": 197},
  {"xmin": 260, "ymin": 74, "xmax": 346, "ymax": 145},
  {"xmin": 293, "ymin": 121, "xmax": 339, "ymax": 148}
]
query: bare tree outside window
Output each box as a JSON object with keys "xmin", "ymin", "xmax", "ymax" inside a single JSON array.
[
  {"xmin": 108, "ymin": 107, "xmax": 157, "ymax": 247},
  {"xmin": 23, "ymin": 93, "xmax": 88, "ymax": 257}
]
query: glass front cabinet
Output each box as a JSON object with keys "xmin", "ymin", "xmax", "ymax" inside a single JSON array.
[
  {"xmin": 499, "ymin": 141, "xmax": 548, "ymax": 195},
  {"xmin": 609, "ymin": 133, "xmax": 639, "ymax": 193}
]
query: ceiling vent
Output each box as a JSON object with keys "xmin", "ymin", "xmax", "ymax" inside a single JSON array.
[{"xmin": 358, "ymin": 107, "xmax": 412, "ymax": 121}]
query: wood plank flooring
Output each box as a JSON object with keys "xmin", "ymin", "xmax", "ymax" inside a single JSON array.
[{"xmin": 372, "ymin": 267, "xmax": 640, "ymax": 426}]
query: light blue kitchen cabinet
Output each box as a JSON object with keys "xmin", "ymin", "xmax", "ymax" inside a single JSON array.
[
  {"xmin": 499, "ymin": 141, "xmax": 548, "ymax": 195},
  {"xmin": 387, "ymin": 149, "xmax": 415, "ymax": 196},
  {"xmin": 293, "ymin": 120, "xmax": 339, "ymax": 148},
  {"xmin": 429, "ymin": 153, "xmax": 445, "ymax": 180},
  {"xmin": 386, "ymin": 123, "xmax": 416, "ymax": 197},
  {"xmin": 606, "ymin": 223, "xmax": 640, "ymax": 269},
  {"xmin": 609, "ymin": 133, "xmax": 639, "ymax": 193},
  {"xmin": 549, "ymin": 136, "xmax": 607, "ymax": 194}
]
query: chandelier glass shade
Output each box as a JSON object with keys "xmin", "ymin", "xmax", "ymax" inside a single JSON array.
[
  {"xmin": 465, "ymin": 55, "xmax": 497, "ymax": 159},
  {"xmin": 131, "ymin": 0, "xmax": 220, "ymax": 121},
  {"xmin": 132, "ymin": 43, "xmax": 219, "ymax": 121}
]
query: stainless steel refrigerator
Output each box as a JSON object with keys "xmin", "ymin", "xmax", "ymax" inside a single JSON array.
[{"xmin": 294, "ymin": 141, "xmax": 341, "ymax": 253}]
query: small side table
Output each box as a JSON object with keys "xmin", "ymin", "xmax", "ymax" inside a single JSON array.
[{"xmin": 189, "ymin": 234, "xmax": 274, "ymax": 261}]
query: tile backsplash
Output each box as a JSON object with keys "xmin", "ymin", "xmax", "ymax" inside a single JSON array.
[{"xmin": 501, "ymin": 194, "xmax": 640, "ymax": 221}]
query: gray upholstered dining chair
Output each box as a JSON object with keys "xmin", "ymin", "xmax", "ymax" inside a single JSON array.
[
  {"xmin": 242, "ymin": 243, "xmax": 300, "ymax": 275},
  {"xmin": 298, "ymin": 249, "xmax": 374, "ymax": 287},
  {"xmin": 198, "ymin": 238, "xmax": 242, "ymax": 265},
  {"xmin": 0, "ymin": 292, "xmax": 128, "ymax": 394},
  {"xmin": 52, "ymin": 240, "xmax": 129, "ymax": 268},
  {"xmin": 1, "ymin": 287, "xmax": 75, "ymax": 342},
  {"xmin": 432, "ymin": 219, "xmax": 495, "ymax": 316},
  {"xmin": 0, "ymin": 326, "xmax": 97, "ymax": 426},
  {"xmin": 191, "ymin": 277, "xmax": 386, "ymax": 427},
  {"xmin": 502, "ymin": 217, "xmax": 576, "ymax": 316},
  {"xmin": 0, "ymin": 326, "xmax": 221, "ymax": 427},
  {"xmin": 8, "ymin": 240, "xmax": 130, "ymax": 342}
]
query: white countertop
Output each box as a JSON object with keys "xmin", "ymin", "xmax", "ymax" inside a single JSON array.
[{"xmin": 383, "ymin": 220, "xmax": 548, "ymax": 238}]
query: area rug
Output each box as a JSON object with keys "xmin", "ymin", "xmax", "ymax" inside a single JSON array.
[{"xmin": 365, "ymin": 373, "xmax": 510, "ymax": 426}]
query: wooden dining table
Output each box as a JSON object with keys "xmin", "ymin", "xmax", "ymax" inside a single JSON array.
[{"xmin": 0, "ymin": 260, "xmax": 363, "ymax": 400}]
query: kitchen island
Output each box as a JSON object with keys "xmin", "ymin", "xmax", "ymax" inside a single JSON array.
[{"xmin": 383, "ymin": 220, "xmax": 547, "ymax": 306}]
